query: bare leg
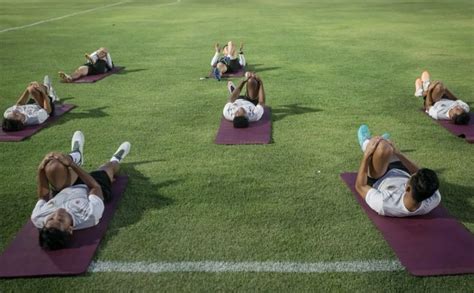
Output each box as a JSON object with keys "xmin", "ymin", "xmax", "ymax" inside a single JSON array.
[
  {"xmin": 98, "ymin": 161, "xmax": 120, "ymax": 182},
  {"xmin": 28, "ymin": 83, "xmax": 52, "ymax": 114},
  {"xmin": 226, "ymin": 41, "xmax": 236, "ymax": 58},
  {"xmin": 217, "ymin": 62, "xmax": 228, "ymax": 74},
  {"xmin": 59, "ymin": 66, "xmax": 89, "ymax": 82},
  {"xmin": 14, "ymin": 88, "xmax": 31, "ymax": 105},
  {"xmin": 368, "ymin": 139, "xmax": 394, "ymax": 179}
]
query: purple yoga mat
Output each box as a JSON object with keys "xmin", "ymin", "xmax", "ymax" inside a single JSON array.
[
  {"xmin": 422, "ymin": 110, "xmax": 474, "ymax": 143},
  {"xmin": 340, "ymin": 172, "xmax": 474, "ymax": 276},
  {"xmin": 215, "ymin": 106, "xmax": 272, "ymax": 145},
  {"xmin": 0, "ymin": 104, "xmax": 75, "ymax": 142},
  {"xmin": 0, "ymin": 176, "xmax": 128, "ymax": 278},
  {"xmin": 208, "ymin": 66, "xmax": 246, "ymax": 78},
  {"xmin": 72, "ymin": 66, "xmax": 124, "ymax": 83}
]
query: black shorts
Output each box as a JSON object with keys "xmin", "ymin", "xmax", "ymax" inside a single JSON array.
[
  {"xmin": 239, "ymin": 95, "xmax": 258, "ymax": 106},
  {"xmin": 85, "ymin": 60, "xmax": 110, "ymax": 75},
  {"xmin": 367, "ymin": 161, "xmax": 410, "ymax": 187},
  {"xmin": 73, "ymin": 170, "xmax": 112, "ymax": 202},
  {"xmin": 227, "ymin": 59, "xmax": 242, "ymax": 73}
]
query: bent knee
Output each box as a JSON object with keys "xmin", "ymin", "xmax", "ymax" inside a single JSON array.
[{"xmin": 374, "ymin": 140, "xmax": 393, "ymax": 158}]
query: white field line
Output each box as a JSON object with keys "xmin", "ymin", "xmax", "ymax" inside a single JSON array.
[
  {"xmin": 89, "ymin": 260, "xmax": 404, "ymax": 274},
  {"xmin": 0, "ymin": 0, "xmax": 181, "ymax": 34}
]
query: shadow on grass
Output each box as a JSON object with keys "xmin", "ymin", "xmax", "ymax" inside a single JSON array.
[
  {"xmin": 56, "ymin": 106, "xmax": 109, "ymax": 125},
  {"xmin": 272, "ymin": 104, "xmax": 322, "ymax": 122},
  {"xmin": 246, "ymin": 63, "xmax": 280, "ymax": 73},
  {"xmin": 116, "ymin": 68, "xmax": 148, "ymax": 75},
  {"xmin": 99, "ymin": 160, "xmax": 177, "ymax": 247},
  {"xmin": 441, "ymin": 179, "xmax": 474, "ymax": 224}
]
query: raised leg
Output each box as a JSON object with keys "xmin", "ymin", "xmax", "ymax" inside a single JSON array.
[{"xmin": 367, "ymin": 139, "xmax": 394, "ymax": 179}]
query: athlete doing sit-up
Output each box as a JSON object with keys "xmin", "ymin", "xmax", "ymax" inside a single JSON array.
[
  {"xmin": 414, "ymin": 70, "xmax": 470, "ymax": 125},
  {"xmin": 211, "ymin": 41, "xmax": 246, "ymax": 81},
  {"xmin": 2, "ymin": 76, "xmax": 58, "ymax": 131},
  {"xmin": 31, "ymin": 131, "xmax": 131, "ymax": 250},
  {"xmin": 223, "ymin": 72, "xmax": 266, "ymax": 128},
  {"xmin": 59, "ymin": 47, "xmax": 114, "ymax": 82},
  {"xmin": 355, "ymin": 125, "xmax": 441, "ymax": 217}
]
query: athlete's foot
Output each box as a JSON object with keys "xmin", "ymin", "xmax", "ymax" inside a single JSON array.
[
  {"xmin": 227, "ymin": 81, "xmax": 236, "ymax": 94},
  {"xmin": 421, "ymin": 70, "xmax": 431, "ymax": 92},
  {"xmin": 71, "ymin": 130, "xmax": 85, "ymax": 166},
  {"xmin": 357, "ymin": 124, "xmax": 372, "ymax": 151},
  {"xmin": 59, "ymin": 71, "xmax": 72, "ymax": 83},
  {"xmin": 414, "ymin": 78, "xmax": 423, "ymax": 97},
  {"xmin": 111, "ymin": 142, "xmax": 131, "ymax": 163}
]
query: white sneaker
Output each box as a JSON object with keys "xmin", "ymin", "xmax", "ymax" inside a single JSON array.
[
  {"xmin": 111, "ymin": 142, "xmax": 131, "ymax": 163},
  {"xmin": 71, "ymin": 131, "xmax": 85, "ymax": 166},
  {"xmin": 43, "ymin": 75, "xmax": 51, "ymax": 89},
  {"xmin": 227, "ymin": 81, "xmax": 236, "ymax": 94}
]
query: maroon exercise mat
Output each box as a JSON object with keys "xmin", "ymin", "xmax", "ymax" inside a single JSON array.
[
  {"xmin": 0, "ymin": 104, "xmax": 75, "ymax": 142},
  {"xmin": 340, "ymin": 172, "xmax": 474, "ymax": 276},
  {"xmin": 215, "ymin": 106, "xmax": 272, "ymax": 145},
  {"xmin": 72, "ymin": 66, "xmax": 124, "ymax": 83},
  {"xmin": 0, "ymin": 175, "xmax": 128, "ymax": 278},
  {"xmin": 208, "ymin": 66, "xmax": 246, "ymax": 78},
  {"xmin": 422, "ymin": 110, "xmax": 474, "ymax": 143}
]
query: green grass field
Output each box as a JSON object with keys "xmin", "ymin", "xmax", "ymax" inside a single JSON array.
[{"xmin": 1, "ymin": 0, "xmax": 473, "ymax": 291}]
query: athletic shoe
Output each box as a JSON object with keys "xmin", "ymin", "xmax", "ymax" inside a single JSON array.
[
  {"xmin": 227, "ymin": 81, "xmax": 236, "ymax": 94},
  {"xmin": 357, "ymin": 124, "xmax": 371, "ymax": 151},
  {"xmin": 71, "ymin": 131, "xmax": 85, "ymax": 166},
  {"xmin": 414, "ymin": 78, "xmax": 423, "ymax": 97},
  {"xmin": 381, "ymin": 132, "xmax": 390, "ymax": 140},
  {"xmin": 212, "ymin": 68, "xmax": 221, "ymax": 81},
  {"xmin": 43, "ymin": 75, "xmax": 58, "ymax": 102},
  {"xmin": 111, "ymin": 142, "xmax": 131, "ymax": 163},
  {"xmin": 43, "ymin": 75, "xmax": 51, "ymax": 90}
]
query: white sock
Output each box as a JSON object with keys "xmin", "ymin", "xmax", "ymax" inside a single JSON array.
[
  {"xmin": 362, "ymin": 139, "xmax": 369, "ymax": 152},
  {"xmin": 422, "ymin": 81, "xmax": 430, "ymax": 91},
  {"xmin": 110, "ymin": 156, "xmax": 120, "ymax": 163},
  {"xmin": 210, "ymin": 52, "xmax": 219, "ymax": 66},
  {"xmin": 415, "ymin": 87, "xmax": 423, "ymax": 97},
  {"xmin": 69, "ymin": 152, "xmax": 82, "ymax": 165}
]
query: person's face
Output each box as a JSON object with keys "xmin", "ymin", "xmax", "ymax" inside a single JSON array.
[
  {"xmin": 44, "ymin": 208, "xmax": 73, "ymax": 233},
  {"xmin": 6, "ymin": 110, "xmax": 25, "ymax": 123},
  {"xmin": 97, "ymin": 49, "xmax": 107, "ymax": 59},
  {"xmin": 449, "ymin": 106, "xmax": 465, "ymax": 118},
  {"xmin": 234, "ymin": 107, "xmax": 246, "ymax": 118}
]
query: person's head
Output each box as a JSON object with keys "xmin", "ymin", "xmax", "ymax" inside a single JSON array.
[
  {"xmin": 39, "ymin": 209, "xmax": 73, "ymax": 250},
  {"xmin": 246, "ymin": 77, "xmax": 260, "ymax": 99},
  {"xmin": 406, "ymin": 168, "xmax": 439, "ymax": 203},
  {"xmin": 451, "ymin": 109, "xmax": 470, "ymax": 125},
  {"xmin": 44, "ymin": 159, "xmax": 71, "ymax": 192},
  {"xmin": 97, "ymin": 47, "xmax": 108, "ymax": 58},
  {"xmin": 233, "ymin": 107, "xmax": 249, "ymax": 128},
  {"xmin": 2, "ymin": 109, "xmax": 26, "ymax": 131}
]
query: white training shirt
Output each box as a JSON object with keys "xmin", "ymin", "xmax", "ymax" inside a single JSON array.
[
  {"xmin": 31, "ymin": 184, "xmax": 104, "ymax": 230},
  {"xmin": 4, "ymin": 104, "xmax": 49, "ymax": 125},
  {"xmin": 427, "ymin": 99, "xmax": 470, "ymax": 120},
  {"xmin": 365, "ymin": 168, "xmax": 441, "ymax": 217},
  {"xmin": 223, "ymin": 99, "xmax": 264, "ymax": 122}
]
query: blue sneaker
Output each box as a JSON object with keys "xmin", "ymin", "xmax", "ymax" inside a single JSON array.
[
  {"xmin": 212, "ymin": 67, "xmax": 221, "ymax": 81},
  {"xmin": 381, "ymin": 132, "xmax": 390, "ymax": 140},
  {"xmin": 357, "ymin": 124, "xmax": 371, "ymax": 151}
]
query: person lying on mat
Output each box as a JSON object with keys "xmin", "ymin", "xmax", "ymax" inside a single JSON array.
[
  {"xmin": 414, "ymin": 70, "xmax": 470, "ymax": 125},
  {"xmin": 223, "ymin": 72, "xmax": 265, "ymax": 128},
  {"xmin": 31, "ymin": 130, "xmax": 131, "ymax": 250},
  {"xmin": 2, "ymin": 77, "xmax": 58, "ymax": 132},
  {"xmin": 355, "ymin": 125, "xmax": 441, "ymax": 217},
  {"xmin": 211, "ymin": 41, "xmax": 246, "ymax": 81},
  {"xmin": 59, "ymin": 47, "xmax": 114, "ymax": 83}
]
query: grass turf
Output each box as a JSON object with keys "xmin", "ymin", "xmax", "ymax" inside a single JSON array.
[{"xmin": 0, "ymin": 0, "xmax": 473, "ymax": 290}]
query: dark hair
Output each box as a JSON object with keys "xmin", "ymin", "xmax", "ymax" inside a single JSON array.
[
  {"xmin": 453, "ymin": 112, "xmax": 470, "ymax": 125},
  {"xmin": 233, "ymin": 116, "xmax": 249, "ymax": 128},
  {"xmin": 39, "ymin": 227, "xmax": 72, "ymax": 250},
  {"xmin": 409, "ymin": 168, "xmax": 439, "ymax": 203},
  {"xmin": 2, "ymin": 118, "xmax": 25, "ymax": 132}
]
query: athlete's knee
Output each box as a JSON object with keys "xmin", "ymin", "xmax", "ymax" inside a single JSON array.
[{"xmin": 374, "ymin": 140, "xmax": 393, "ymax": 159}]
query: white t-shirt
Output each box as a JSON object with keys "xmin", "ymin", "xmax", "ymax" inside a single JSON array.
[
  {"xmin": 4, "ymin": 104, "xmax": 49, "ymax": 125},
  {"xmin": 223, "ymin": 99, "xmax": 264, "ymax": 122},
  {"xmin": 31, "ymin": 184, "xmax": 104, "ymax": 230},
  {"xmin": 365, "ymin": 168, "xmax": 441, "ymax": 217},
  {"xmin": 427, "ymin": 99, "xmax": 470, "ymax": 120}
]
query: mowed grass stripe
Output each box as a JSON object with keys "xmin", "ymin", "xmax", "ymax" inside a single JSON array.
[{"xmin": 90, "ymin": 260, "xmax": 404, "ymax": 273}]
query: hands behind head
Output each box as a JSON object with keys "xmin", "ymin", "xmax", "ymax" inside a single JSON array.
[
  {"xmin": 97, "ymin": 47, "xmax": 108, "ymax": 58},
  {"xmin": 39, "ymin": 152, "xmax": 73, "ymax": 170}
]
